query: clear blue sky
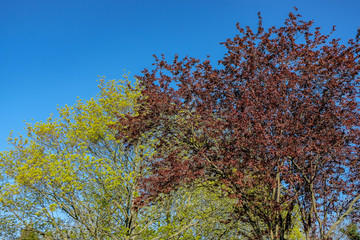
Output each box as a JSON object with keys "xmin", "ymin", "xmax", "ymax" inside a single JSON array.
[{"xmin": 1, "ymin": 0, "xmax": 359, "ymax": 151}]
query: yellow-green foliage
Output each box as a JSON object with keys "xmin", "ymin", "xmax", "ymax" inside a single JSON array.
[
  {"xmin": 0, "ymin": 76, "xmax": 241, "ymax": 240},
  {"xmin": 287, "ymin": 205, "xmax": 306, "ymax": 240},
  {"xmin": 0, "ymin": 75, "xmax": 280, "ymax": 240},
  {"xmin": 0, "ymin": 76, "xmax": 152, "ymax": 239},
  {"xmin": 2, "ymin": 76, "xmax": 143, "ymax": 189}
]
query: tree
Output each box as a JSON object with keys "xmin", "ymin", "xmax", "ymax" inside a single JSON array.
[
  {"xmin": 119, "ymin": 10, "xmax": 360, "ymax": 239},
  {"xmin": 0, "ymin": 77, "xmax": 151, "ymax": 239},
  {"xmin": 0, "ymin": 77, "xmax": 247, "ymax": 239}
]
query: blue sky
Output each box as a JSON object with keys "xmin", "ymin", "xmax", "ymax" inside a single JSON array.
[{"xmin": 1, "ymin": 0, "xmax": 359, "ymax": 151}]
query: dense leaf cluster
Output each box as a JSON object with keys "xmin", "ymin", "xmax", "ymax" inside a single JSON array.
[{"xmin": 118, "ymin": 11, "xmax": 360, "ymax": 239}]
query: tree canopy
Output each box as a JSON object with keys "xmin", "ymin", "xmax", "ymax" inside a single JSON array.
[
  {"xmin": 1, "ymin": 10, "xmax": 360, "ymax": 240},
  {"xmin": 118, "ymin": 11, "xmax": 360, "ymax": 240}
]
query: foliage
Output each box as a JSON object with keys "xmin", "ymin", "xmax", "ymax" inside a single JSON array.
[
  {"xmin": 119, "ymin": 10, "xmax": 360, "ymax": 240},
  {"xmin": 1, "ymin": 75, "xmax": 257, "ymax": 239},
  {"xmin": 1, "ymin": 9, "xmax": 359, "ymax": 240},
  {"xmin": 19, "ymin": 226, "xmax": 40, "ymax": 240},
  {"xmin": 0, "ymin": 77, "xmax": 236, "ymax": 239},
  {"xmin": 342, "ymin": 223, "xmax": 360, "ymax": 240},
  {"xmin": 0, "ymin": 77, "xmax": 147, "ymax": 239}
]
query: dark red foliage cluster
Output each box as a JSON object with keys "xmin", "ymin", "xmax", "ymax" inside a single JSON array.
[{"xmin": 118, "ymin": 11, "xmax": 360, "ymax": 239}]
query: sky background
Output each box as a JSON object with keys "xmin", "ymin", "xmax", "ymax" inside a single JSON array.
[{"xmin": 1, "ymin": 0, "xmax": 359, "ymax": 151}]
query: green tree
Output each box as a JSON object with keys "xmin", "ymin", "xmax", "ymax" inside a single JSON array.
[
  {"xmin": 0, "ymin": 77, "xmax": 149, "ymax": 239},
  {"xmin": 0, "ymin": 76, "xmax": 245, "ymax": 239}
]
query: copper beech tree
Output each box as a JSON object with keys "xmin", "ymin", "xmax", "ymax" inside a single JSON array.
[{"xmin": 118, "ymin": 11, "xmax": 360, "ymax": 239}]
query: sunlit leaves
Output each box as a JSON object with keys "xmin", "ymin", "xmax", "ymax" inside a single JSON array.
[
  {"xmin": 0, "ymin": 76, "xmax": 242, "ymax": 239},
  {"xmin": 0, "ymin": 76, "xmax": 149, "ymax": 239}
]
